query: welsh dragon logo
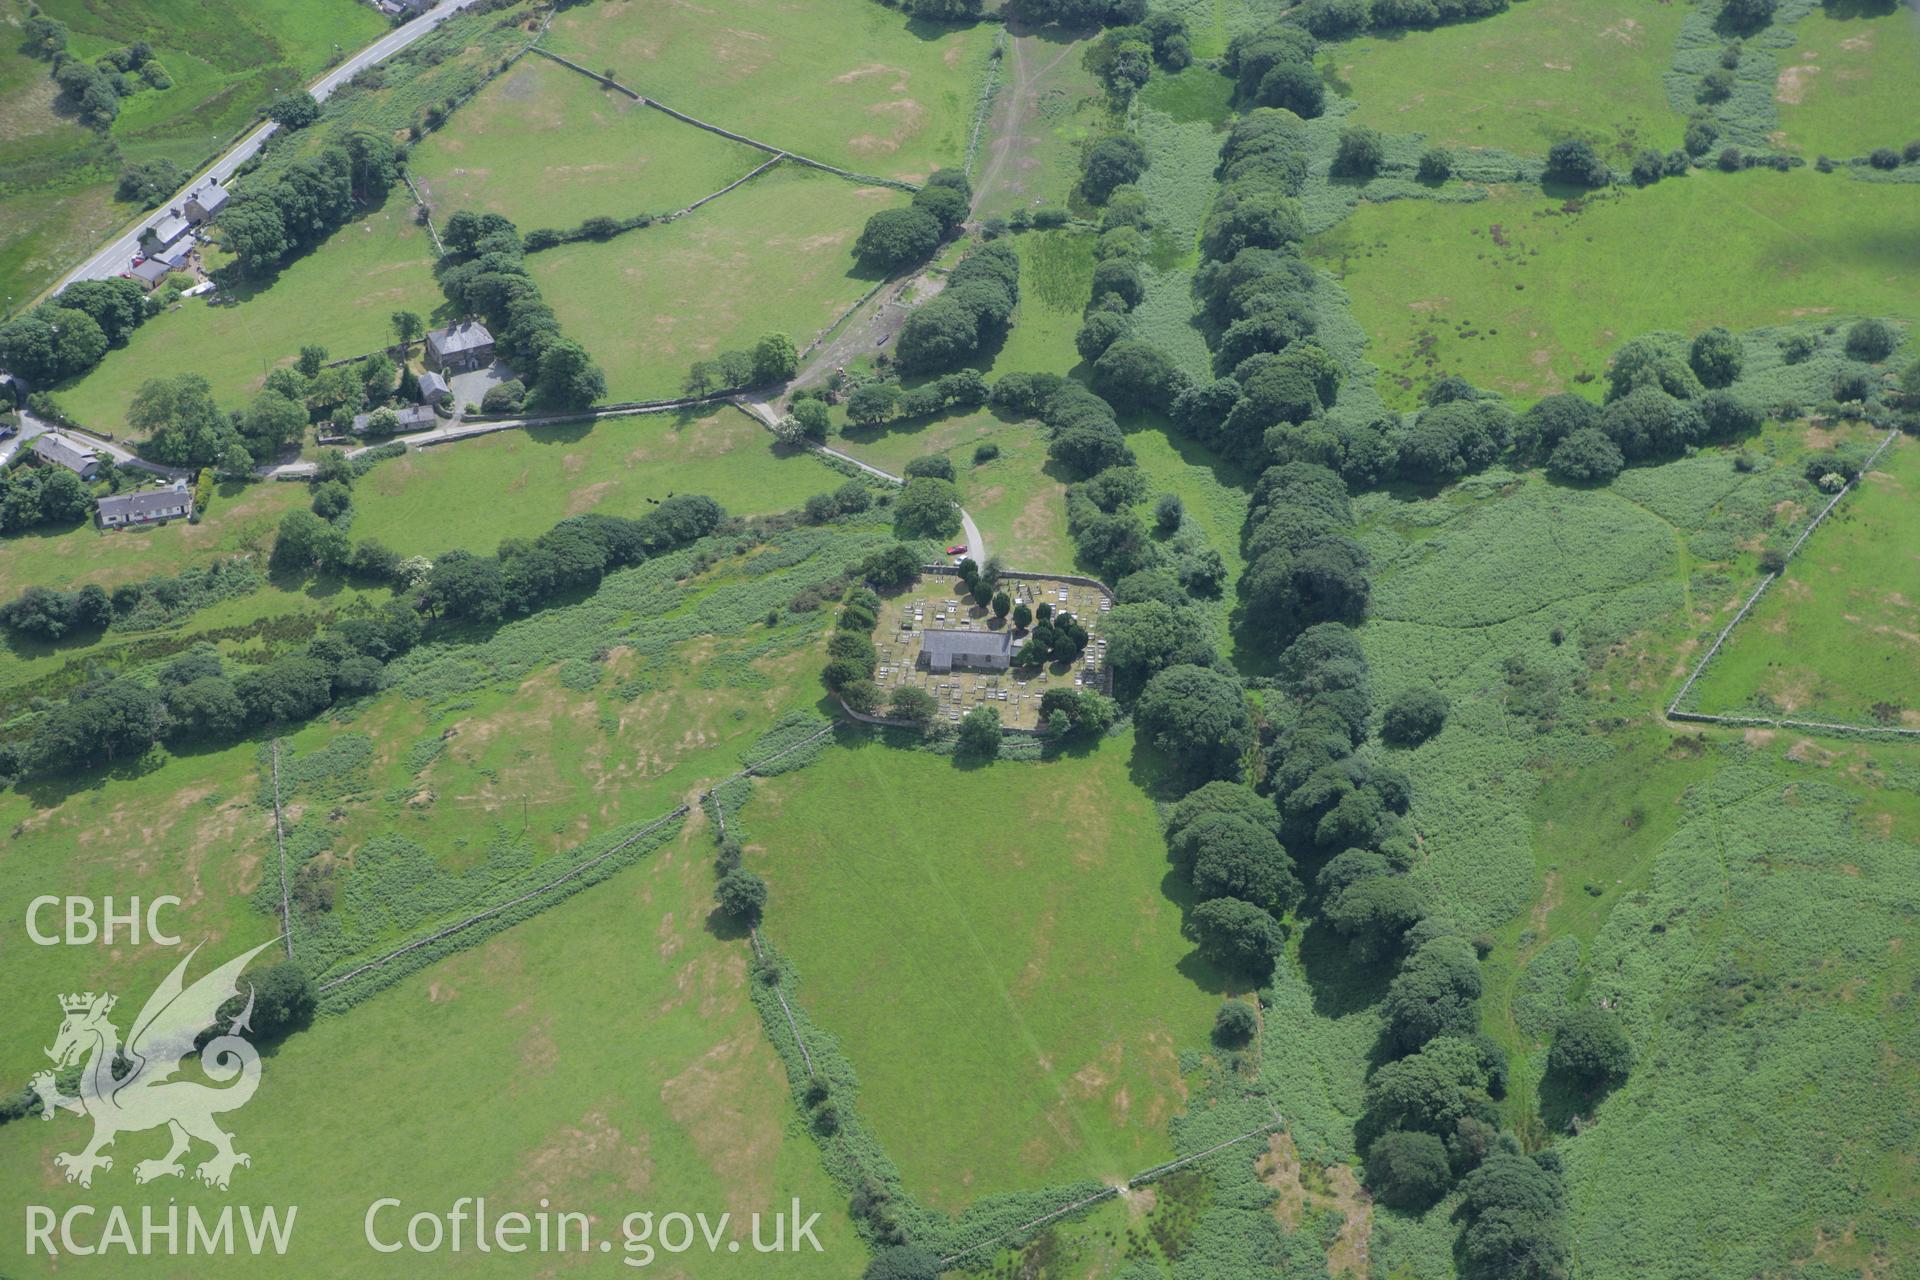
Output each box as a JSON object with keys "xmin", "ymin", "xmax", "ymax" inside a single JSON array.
[{"xmin": 31, "ymin": 938, "xmax": 279, "ymax": 1190}]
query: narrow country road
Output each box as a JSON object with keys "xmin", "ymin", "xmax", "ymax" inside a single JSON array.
[
  {"xmin": 47, "ymin": 0, "xmax": 481, "ymax": 296},
  {"xmin": 2, "ymin": 410, "xmax": 187, "ymax": 480},
  {"xmin": 732, "ymin": 396, "xmax": 987, "ymax": 563}
]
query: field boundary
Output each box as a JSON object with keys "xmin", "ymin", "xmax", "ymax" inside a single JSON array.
[
  {"xmin": 311, "ymin": 721, "xmax": 843, "ymax": 1005},
  {"xmin": 268, "ymin": 739, "xmax": 295, "ymax": 959},
  {"xmin": 935, "ymin": 1115, "xmax": 1287, "ymax": 1268},
  {"xmin": 314, "ymin": 805, "xmax": 690, "ymax": 999},
  {"xmin": 962, "ymin": 30, "xmax": 1007, "ymax": 180},
  {"xmin": 529, "ymin": 48, "xmax": 922, "ymax": 191},
  {"xmin": 1666, "ymin": 427, "xmax": 1916, "ymax": 738}
]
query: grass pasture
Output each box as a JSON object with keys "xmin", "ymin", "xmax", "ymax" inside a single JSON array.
[
  {"xmin": 978, "ymin": 228, "xmax": 1096, "ymax": 379},
  {"xmin": 408, "ymin": 54, "xmax": 766, "ymax": 230},
  {"xmin": 835, "ymin": 407, "xmax": 1073, "ymax": 570},
  {"xmin": 0, "ymin": 517, "xmax": 898, "ymax": 1079},
  {"xmin": 0, "ymin": 820, "xmax": 862, "ymax": 1276},
  {"xmin": 1685, "ymin": 433, "xmax": 1920, "ymax": 726},
  {"xmin": 1309, "ymin": 171, "xmax": 1920, "ymax": 407},
  {"xmin": 1335, "ymin": 449, "xmax": 1920, "ymax": 1279},
  {"xmin": 51, "ymin": 201, "xmax": 442, "ymax": 429},
  {"xmin": 746, "ymin": 734, "xmax": 1222, "ymax": 1208},
  {"xmin": 970, "ymin": 31, "xmax": 1108, "ymax": 220},
  {"xmin": 531, "ymin": 165, "xmax": 902, "ymax": 401},
  {"xmin": 546, "ymin": 0, "xmax": 991, "ymax": 182},
  {"xmin": 0, "ymin": 476, "xmax": 303, "ymax": 600},
  {"xmin": 350, "ymin": 407, "xmax": 840, "ymax": 557},
  {"xmin": 1772, "ymin": 0, "xmax": 1920, "ymax": 160},
  {"xmin": 1325, "ymin": 0, "xmax": 1687, "ymax": 159}
]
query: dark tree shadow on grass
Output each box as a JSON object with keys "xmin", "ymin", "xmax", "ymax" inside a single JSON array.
[
  {"xmin": 1295, "ymin": 916, "xmax": 1394, "ymax": 1020},
  {"xmin": 1536, "ymin": 1065, "xmax": 1622, "ymax": 1136},
  {"xmin": 702, "ymin": 906, "xmax": 754, "ymax": 942}
]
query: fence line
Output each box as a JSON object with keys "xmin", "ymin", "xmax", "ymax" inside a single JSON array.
[
  {"xmin": 750, "ymin": 927, "xmax": 817, "ymax": 1077},
  {"xmin": 962, "ymin": 34, "xmax": 1005, "ymax": 180},
  {"xmin": 530, "ymin": 48, "xmax": 919, "ymax": 191},
  {"xmin": 317, "ymin": 805, "xmax": 689, "ymax": 994},
  {"xmin": 401, "ymin": 170, "xmax": 444, "ymax": 256},
  {"xmin": 937, "ymin": 1115, "xmax": 1284, "ymax": 1267},
  {"xmin": 268, "ymin": 740, "xmax": 295, "ymax": 959},
  {"xmin": 672, "ymin": 153, "xmax": 784, "ymax": 220},
  {"xmin": 1665, "ymin": 428, "xmax": 1900, "ymax": 723}
]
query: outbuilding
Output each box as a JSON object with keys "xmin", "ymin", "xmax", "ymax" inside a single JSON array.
[
  {"xmin": 31, "ymin": 432, "xmax": 102, "ymax": 478},
  {"xmin": 143, "ymin": 213, "xmax": 191, "ymax": 253},
  {"xmin": 350, "ymin": 403, "xmax": 438, "ymax": 435}
]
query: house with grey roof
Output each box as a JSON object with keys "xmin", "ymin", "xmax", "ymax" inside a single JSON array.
[
  {"xmin": 350, "ymin": 403, "xmax": 438, "ymax": 435},
  {"xmin": 97, "ymin": 482, "xmax": 193, "ymax": 529},
  {"xmin": 184, "ymin": 184, "xmax": 229, "ymax": 223},
  {"xmin": 424, "ymin": 321, "xmax": 495, "ymax": 373},
  {"xmin": 129, "ymin": 257, "xmax": 172, "ymax": 289},
  {"xmin": 32, "ymin": 432, "xmax": 102, "ymax": 478},
  {"xmin": 919, "ymin": 628, "xmax": 1012, "ymax": 674},
  {"xmin": 416, "ymin": 370, "xmax": 451, "ymax": 405},
  {"xmin": 143, "ymin": 213, "xmax": 191, "ymax": 253}
]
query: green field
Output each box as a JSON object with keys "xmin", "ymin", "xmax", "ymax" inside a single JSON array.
[
  {"xmin": 0, "ymin": 516, "xmax": 896, "ymax": 1079},
  {"xmin": 546, "ymin": 0, "xmax": 990, "ymax": 182},
  {"xmin": 531, "ymin": 165, "xmax": 900, "ymax": 401},
  {"xmin": 1686, "ymin": 433, "xmax": 1919, "ymax": 725},
  {"xmin": 836, "ymin": 407, "xmax": 1073, "ymax": 569},
  {"xmin": 51, "ymin": 201, "xmax": 443, "ymax": 430},
  {"xmin": 970, "ymin": 31, "xmax": 1108, "ymax": 220},
  {"xmin": 746, "ymin": 734, "xmax": 1223, "ymax": 1209},
  {"xmin": 1772, "ymin": 0, "xmax": 1920, "ymax": 160},
  {"xmin": 0, "ymin": 819, "xmax": 863, "ymax": 1276},
  {"xmin": 1326, "ymin": 0, "xmax": 1688, "ymax": 159},
  {"xmin": 980, "ymin": 228, "xmax": 1096, "ymax": 379},
  {"xmin": 351, "ymin": 408, "xmax": 840, "ymax": 557},
  {"xmin": 408, "ymin": 54, "xmax": 767, "ymax": 230},
  {"xmin": 0, "ymin": 476, "xmax": 304, "ymax": 600},
  {"xmin": 1337, "ymin": 449, "xmax": 1920, "ymax": 1278},
  {"xmin": 1309, "ymin": 171, "xmax": 1920, "ymax": 407},
  {"xmin": 0, "ymin": 0, "xmax": 385, "ymax": 306}
]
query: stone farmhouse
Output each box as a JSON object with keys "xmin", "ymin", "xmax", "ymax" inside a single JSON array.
[
  {"xmin": 97, "ymin": 482, "xmax": 193, "ymax": 528},
  {"xmin": 919, "ymin": 628, "xmax": 1012, "ymax": 674},
  {"xmin": 425, "ymin": 321, "xmax": 495, "ymax": 373},
  {"xmin": 184, "ymin": 183, "xmax": 229, "ymax": 224}
]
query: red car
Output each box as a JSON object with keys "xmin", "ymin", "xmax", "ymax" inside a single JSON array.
[{"xmin": 946, "ymin": 545, "xmax": 967, "ymax": 556}]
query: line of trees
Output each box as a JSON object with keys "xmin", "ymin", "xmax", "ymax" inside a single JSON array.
[
  {"xmin": 0, "ymin": 276, "xmax": 154, "ymax": 389},
  {"xmin": 219, "ymin": 132, "xmax": 406, "ymax": 276},
  {"xmin": 1296, "ymin": 0, "xmax": 1510, "ymax": 40},
  {"xmin": 19, "ymin": 8, "xmax": 173, "ymax": 130},
  {"xmin": 125, "ymin": 334, "xmax": 414, "ymax": 470},
  {"xmin": 1, "ymin": 493, "xmax": 729, "ymax": 785},
  {"xmin": 853, "ymin": 170, "xmax": 972, "ymax": 273},
  {"xmin": 0, "ymin": 557, "xmax": 261, "ymax": 642},
  {"xmin": 1139, "ymin": 79, "xmax": 1593, "ymax": 1275},
  {"xmin": 1082, "ymin": 13, "xmax": 1190, "ymax": 103},
  {"xmin": 436, "ymin": 210, "xmax": 607, "ymax": 409},
  {"xmin": 894, "ymin": 241, "xmax": 1019, "ymax": 374},
  {"xmin": 686, "ymin": 332, "xmax": 798, "ymax": 397}
]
